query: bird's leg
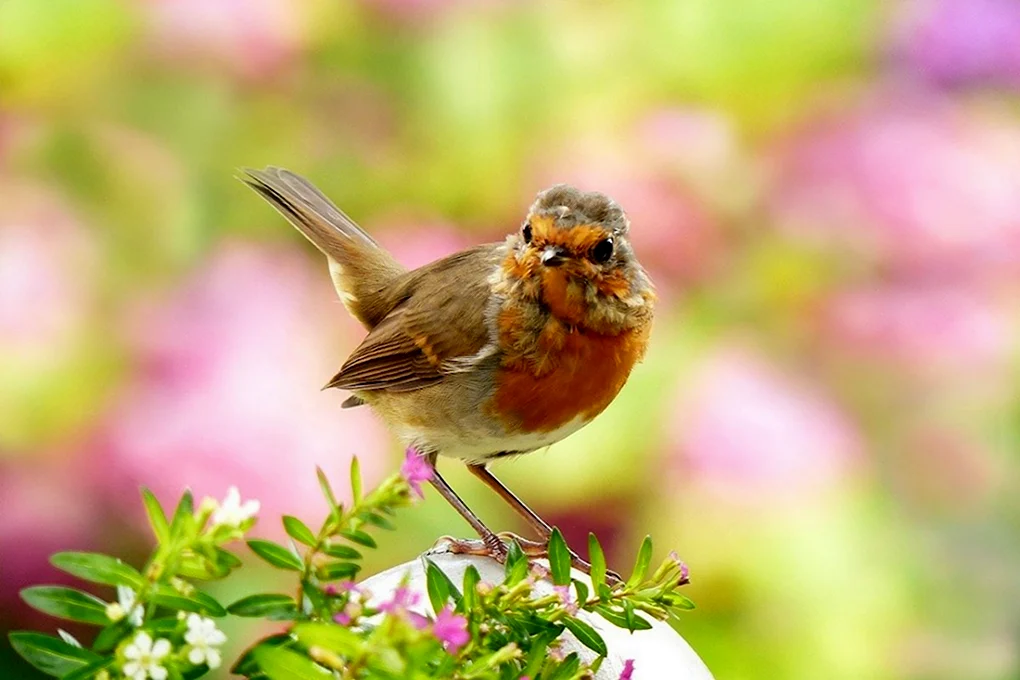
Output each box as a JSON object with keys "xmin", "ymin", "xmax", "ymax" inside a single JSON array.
[
  {"xmin": 467, "ymin": 463, "xmax": 552, "ymax": 539},
  {"xmin": 469, "ymin": 463, "xmax": 623, "ymax": 584},
  {"xmin": 427, "ymin": 466, "xmax": 508, "ymax": 562}
]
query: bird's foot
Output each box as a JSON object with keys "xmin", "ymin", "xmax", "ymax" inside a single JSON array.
[
  {"xmin": 433, "ymin": 533, "xmax": 510, "ymax": 563},
  {"xmin": 497, "ymin": 532, "xmax": 624, "ymax": 585}
]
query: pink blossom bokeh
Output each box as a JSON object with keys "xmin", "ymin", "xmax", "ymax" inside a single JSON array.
[
  {"xmin": 894, "ymin": 0, "xmax": 1020, "ymax": 89},
  {"xmin": 0, "ymin": 183, "xmax": 95, "ymax": 362},
  {"xmin": 96, "ymin": 243, "xmax": 390, "ymax": 533},
  {"xmin": 668, "ymin": 347, "xmax": 863, "ymax": 506},
  {"xmin": 824, "ymin": 283, "xmax": 1013, "ymax": 379},
  {"xmin": 0, "ymin": 460, "xmax": 104, "ymax": 607},
  {"xmin": 141, "ymin": 0, "xmax": 309, "ymax": 79},
  {"xmin": 772, "ymin": 98, "xmax": 1020, "ymax": 280}
]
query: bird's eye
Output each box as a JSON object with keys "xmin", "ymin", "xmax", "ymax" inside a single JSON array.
[
  {"xmin": 522, "ymin": 223, "xmax": 533, "ymax": 244},
  {"xmin": 592, "ymin": 238, "xmax": 614, "ymax": 263}
]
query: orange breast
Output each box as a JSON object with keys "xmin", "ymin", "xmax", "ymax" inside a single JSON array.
[{"xmin": 490, "ymin": 319, "xmax": 650, "ymax": 433}]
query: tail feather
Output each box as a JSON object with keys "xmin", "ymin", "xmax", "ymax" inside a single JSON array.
[{"xmin": 240, "ymin": 167, "xmax": 406, "ymax": 328}]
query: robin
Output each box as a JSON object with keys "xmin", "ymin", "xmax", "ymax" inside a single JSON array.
[{"xmin": 241, "ymin": 167, "xmax": 654, "ymax": 578}]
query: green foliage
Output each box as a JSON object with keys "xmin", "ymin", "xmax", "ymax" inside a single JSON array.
[
  {"xmin": 8, "ymin": 633, "xmax": 102, "ymax": 677},
  {"xmin": 10, "ymin": 459, "xmax": 694, "ymax": 679}
]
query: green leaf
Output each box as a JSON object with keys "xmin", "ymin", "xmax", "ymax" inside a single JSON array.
[
  {"xmin": 339, "ymin": 529, "xmax": 376, "ymax": 549},
  {"xmin": 63, "ymin": 658, "xmax": 115, "ymax": 680},
  {"xmin": 666, "ymin": 592, "xmax": 696, "ymax": 611},
  {"xmin": 522, "ymin": 633, "xmax": 554, "ymax": 678},
  {"xmin": 425, "ymin": 560, "xmax": 450, "ymax": 613},
  {"xmin": 588, "ymin": 533, "xmax": 607, "ymax": 591},
  {"xmin": 423, "ymin": 558, "xmax": 463, "ymax": 607},
  {"xmin": 627, "ymin": 535, "xmax": 653, "ymax": 588},
  {"xmin": 504, "ymin": 539, "xmax": 528, "ymax": 585},
  {"xmin": 572, "ymin": 579, "xmax": 589, "ymax": 608},
  {"xmin": 141, "ymin": 488, "xmax": 170, "ymax": 544},
  {"xmin": 316, "ymin": 467, "xmax": 339, "ymax": 510},
  {"xmin": 592, "ymin": 603, "xmax": 652, "ymax": 631},
  {"xmin": 292, "ymin": 622, "xmax": 364, "ymax": 657},
  {"xmin": 231, "ymin": 634, "xmax": 291, "ymax": 676},
  {"xmin": 462, "ymin": 565, "xmax": 481, "ymax": 610},
  {"xmin": 363, "ymin": 512, "xmax": 395, "ymax": 531},
  {"xmin": 176, "ymin": 554, "xmax": 230, "ymax": 581},
  {"xmin": 322, "ymin": 543, "xmax": 361, "ymax": 560},
  {"xmin": 92, "ymin": 620, "xmax": 131, "ymax": 653},
  {"xmin": 149, "ymin": 616, "xmax": 182, "ymax": 634},
  {"xmin": 151, "ymin": 584, "xmax": 226, "ymax": 617},
  {"xmin": 228, "ymin": 593, "xmax": 298, "ymax": 618},
  {"xmin": 248, "ymin": 539, "xmax": 304, "ymax": 571},
  {"xmin": 20, "ymin": 586, "xmax": 109, "ymax": 625},
  {"xmin": 548, "ymin": 528, "xmax": 572, "ymax": 586},
  {"xmin": 318, "ymin": 561, "xmax": 360, "ymax": 581},
  {"xmin": 622, "ymin": 600, "xmax": 653, "ymax": 632},
  {"xmin": 255, "ymin": 645, "xmax": 332, "ymax": 680},
  {"xmin": 51, "ymin": 552, "xmax": 144, "ymax": 589},
  {"xmin": 562, "ymin": 617, "xmax": 607, "ymax": 656},
  {"xmin": 169, "ymin": 490, "xmax": 195, "ymax": 541},
  {"xmin": 283, "ymin": 516, "xmax": 317, "ymax": 547},
  {"xmin": 214, "ymin": 547, "xmax": 244, "ymax": 573},
  {"xmin": 350, "ymin": 457, "xmax": 362, "ymax": 501},
  {"xmin": 8, "ymin": 632, "xmax": 102, "ymax": 677},
  {"xmin": 547, "ymin": 652, "xmax": 581, "ymax": 680}
]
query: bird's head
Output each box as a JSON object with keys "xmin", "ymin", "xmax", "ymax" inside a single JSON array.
[{"xmin": 497, "ymin": 184, "xmax": 655, "ymax": 333}]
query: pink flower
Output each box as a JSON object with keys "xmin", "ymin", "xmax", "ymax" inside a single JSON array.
[
  {"xmin": 669, "ymin": 551, "xmax": 690, "ymax": 585},
  {"xmin": 378, "ymin": 586, "xmax": 421, "ymax": 615},
  {"xmin": 0, "ymin": 460, "xmax": 103, "ymax": 608},
  {"xmin": 0, "ymin": 182, "xmax": 95, "ymax": 362},
  {"xmin": 772, "ymin": 98, "xmax": 1020, "ymax": 280},
  {"xmin": 893, "ymin": 0, "xmax": 1020, "ymax": 89},
  {"xmin": 332, "ymin": 611, "xmax": 352, "ymax": 626},
  {"xmin": 825, "ymin": 283, "xmax": 1012, "ymax": 378},
  {"xmin": 98, "ymin": 243, "xmax": 389, "ymax": 535},
  {"xmin": 619, "ymin": 659, "xmax": 635, "ymax": 680},
  {"xmin": 401, "ymin": 448, "xmax": 433, "ymax": 499},
  {"xmin": 141, "ymin": 0, "xmax": 308, "ymax": 79},
  {"xmin": 407, "ymin": 611, "xmax": 431, "ymax": 630},
  {"xmin": 363, "ymin": 0, "xmax": 507, "ymax": 23},
  {"xmin": 432, "ymin": 606, "xmax": 469, "ymax": 654},
  {"xmin": 552, "ymin": 585, "xmax": 579, "ymax": 616},
  {"xmin": 669, "ymin": 348, "xmax": 861, "ymax": 504}
]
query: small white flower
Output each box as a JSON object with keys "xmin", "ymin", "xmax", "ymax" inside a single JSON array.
[
  {"xmin": 122, "ymin": 631, "xmax": 171, "ymax": 680},
  {"xmin": 57, "ymin": 629, "xmax": 81, "ymax": 648},
  {"xmin": 210, "ymin": 486, "xmax": 260, "ymax": 528},
  {"xmin": 115, "ymin": 586, "xmax": 145, "ymax": 627},
  {"xmin": 184, "ymin": 614, "xmax": 227, "ymax": 669}
]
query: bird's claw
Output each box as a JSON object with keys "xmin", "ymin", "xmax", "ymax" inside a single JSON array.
[
  {"xmin": 431, "ymin": 533, "xmax": 623, "ymax": 585},
  {"xmin": 434, "ymin": 534, "xmax": 510, "ymax": 563},
  {"xmin": 496, "ymin": 532, "xmax": 624, "ymax": 585}
]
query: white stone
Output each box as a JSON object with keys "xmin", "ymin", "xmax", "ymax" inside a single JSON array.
[{"xmin": 358, "ymin": 542, "xmax": 713, "ymax": 680}]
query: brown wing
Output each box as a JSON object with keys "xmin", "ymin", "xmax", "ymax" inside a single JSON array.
[{"xmin": 325, "ymin": 244, "xmax": 502, "ymax": 393}]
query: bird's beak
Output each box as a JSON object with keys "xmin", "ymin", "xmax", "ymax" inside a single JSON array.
[{"xmin": 540, "ymin": 246, "xmax": 566, "ymax": 267}]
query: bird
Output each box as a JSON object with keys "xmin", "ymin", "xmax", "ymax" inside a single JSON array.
[{"xmin": 241, "ymin": 167, "xmax": 654, "ymax": 577}]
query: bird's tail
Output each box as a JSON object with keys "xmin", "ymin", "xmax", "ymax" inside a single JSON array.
[{"xmin": 240, "ymin": 167, "xmax": 405, "ymax": 329}]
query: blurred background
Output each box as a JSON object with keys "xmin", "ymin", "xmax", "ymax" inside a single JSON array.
[{"xmin": 1, "ymin": 0, "xmax": 1019, "ymax": 678}]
